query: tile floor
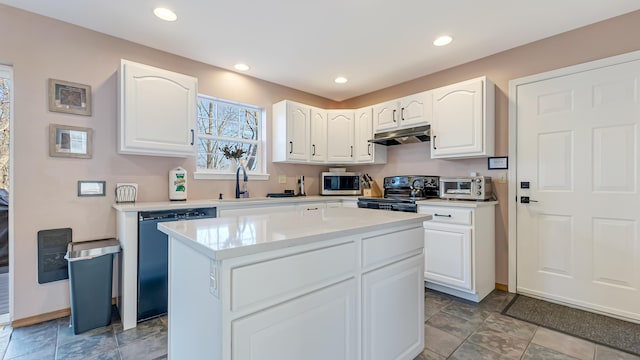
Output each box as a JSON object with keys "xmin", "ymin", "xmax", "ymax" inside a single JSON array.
[{"xmin": 0, "ymin": 290, "xmax": 638, "ymax": 360}]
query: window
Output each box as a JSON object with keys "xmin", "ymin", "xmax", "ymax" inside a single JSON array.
[{"xmin": 195, "ymin": 95, "xmax": 267, "ymax": 179}]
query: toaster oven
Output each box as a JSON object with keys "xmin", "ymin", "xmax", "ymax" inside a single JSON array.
[{"xmin": 439, "ymin": 176, "xmax": 492, "ymax": 201}]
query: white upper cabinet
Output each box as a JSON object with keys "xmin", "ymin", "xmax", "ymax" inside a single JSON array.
[
  {"xmin": 326, "ymin": 110, "xmax": 355, "ymax": 163},
  {"xmin": 118, "ymin": 59, "xmax": 197, "ymax": 157},
  {"xmin": 355, "ymin": 107, "xmax": 387, "ymax": 163},
  {"xmin": 310, "ymin": 108, "xmax": 327, "ymax": 162},
  {"xmin": 431, "ymin": 76, "xmax": 495, "ymax": 159},
  {"xmin": 373, "ymin": 91, "xmax": 431, "ymax": 133},
  {"xmin": 272, "ymin": 100, "xmax": 311, "ymax": 162},
  {"xmin": 372, "ymin": 100, "xmax": 398, "ymax": 132}
]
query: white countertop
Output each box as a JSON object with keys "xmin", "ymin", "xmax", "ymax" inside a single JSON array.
[
  {"xmin": 157, "ymin": 207, "xmax": 431, "ymax": 260},
  {"xmin": 112, "ymin": 195, "xmax": 358, "ymax": 212}
]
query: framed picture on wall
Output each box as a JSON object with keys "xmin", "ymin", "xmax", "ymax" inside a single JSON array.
[
  {"xmin": 49, "ymin": 124, "xmax": 93, "ymax": 159},
  {"xmin": 48, "ymin": 79, "xmax": 92, "ymax": 116}
]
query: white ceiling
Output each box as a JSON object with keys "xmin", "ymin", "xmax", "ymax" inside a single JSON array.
[{"xmin": 2, "ymin": 1, "xmax": 639, "ymax": 101}]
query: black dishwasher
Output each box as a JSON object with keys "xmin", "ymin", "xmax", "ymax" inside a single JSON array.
[{"xmin": 137, "ymin": 208, "xmax": 216, "ymax": 321}]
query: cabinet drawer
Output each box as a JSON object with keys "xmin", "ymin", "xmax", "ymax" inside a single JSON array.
[
  {"xmin": 420, "ymin": 206, "xmax": 472, "ymax": 225},
  {"xmin": 230, "ymin": 242, "xmax": 356, "ymax": 312},
  {"xmin": 362, "ymin": 227, "xmax": 423, "ymax": 270}
]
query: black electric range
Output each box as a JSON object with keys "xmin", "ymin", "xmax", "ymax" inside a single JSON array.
[{"xmin": 357, "ymin": 175, "xmax": 440, "ymax": 213}]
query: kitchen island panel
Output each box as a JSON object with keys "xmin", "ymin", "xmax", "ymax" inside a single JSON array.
[
  {"xmin": 162, "ymin": 207, "xmax": 430, "ymax": 360},
  {"xmin": 168, "ymin": 236, "xmax": 222, "ymax": 360},
  {"xmin": 232, "ymin": 278, "xmax": 358, "ymax": 360},
  {"xmin": 230, "ymin": 241, "xmax": 356, "ymax": 312}
]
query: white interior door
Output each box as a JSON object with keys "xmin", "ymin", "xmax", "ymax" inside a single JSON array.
[{"xmin": 516, "ymin": 58, "xmax": 640, "ymax": 322}]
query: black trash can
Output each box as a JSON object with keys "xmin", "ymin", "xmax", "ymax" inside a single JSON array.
[{"xmin": 65, "ymin": 238, "xmax": 121, "ymax": 335}]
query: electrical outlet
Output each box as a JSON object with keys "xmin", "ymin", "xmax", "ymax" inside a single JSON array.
[
  {"xmin": 278, "ymin": 175, "xmax": 287, "ymax": 184},
  {"xmin": 497, "ymin": 172, "xmax": 507, "ymax": 184}
]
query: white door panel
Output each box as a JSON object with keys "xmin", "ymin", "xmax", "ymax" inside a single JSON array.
[{"xmin": 516, "ymin": 58, "xmax": 640, "ymax": 321}]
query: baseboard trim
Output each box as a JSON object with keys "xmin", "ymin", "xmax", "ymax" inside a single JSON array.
[
  {"xmin": 12, "ymin": 308, "xmax": 70, "ymax": 328},
  {"xmin": 495, "ymin": 283, "xmax": 508, "ymax": 292},
  {"xmin": 11, "ymin": 297, "xmax": 118, "ymax": 328}
]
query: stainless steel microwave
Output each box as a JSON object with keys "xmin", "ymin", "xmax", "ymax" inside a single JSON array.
[
  {"xmin": 439, "ymin": 176, "xmax": 492, "ymax": 200},
  {"xmin": 321, "ymin": 172, "xmax": 361, "ymax": 195}
]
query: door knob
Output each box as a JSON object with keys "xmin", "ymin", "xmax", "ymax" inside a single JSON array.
[{"xmin": 520, "ymin": 196, "xmax": 538, "ymax": 204}]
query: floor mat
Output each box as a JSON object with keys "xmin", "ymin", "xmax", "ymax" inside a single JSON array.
[{"xmin": 502, "ymin": 294, "xmax": 640, "ymax": 356}]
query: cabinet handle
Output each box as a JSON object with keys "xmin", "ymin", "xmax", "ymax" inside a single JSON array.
[
  {"xmin": 392, "ymin": 109, "xmax": 397, "ymax": 122},
  {"xmin": 190, "ymin": 129, "xmax": 195, "ymax": 145},
  {"xmin": 432, "ymin": 135, "xmax": 437, "ymax": 150},
  {"xmin": 401, "ymin": 107, "xmax": 405, "ymax": 121},
  {"xmin": 350, "ymin": 145, "xmax": 353, "ymax": 157},
  {"xmin": 312, "ymin": 144, "xmax": 316, "ymax": 156},
  {"xmin": 289, "ymin": 141, "xmax": 293, "ymax": 154},
  {"xmin": 434, "ymin": 213, "xmax": 452, "ymax": 218},
  {"xmin": 367, "ymin": 143, "xmax": 371, "ymax": 156}
]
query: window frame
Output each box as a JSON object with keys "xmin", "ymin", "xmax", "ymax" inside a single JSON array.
[{"xmin": 193, "ymin": 94, "xmax": 269, "ymax": 180}]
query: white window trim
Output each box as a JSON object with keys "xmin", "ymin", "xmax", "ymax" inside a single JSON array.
[{"xmin": 194, "ymin": 94, "xmax": 269, "ymax": 179}]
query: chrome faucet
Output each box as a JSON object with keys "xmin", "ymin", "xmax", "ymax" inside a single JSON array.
[{"xmin": 235, "ymin": 164, "xmax": 248, "ymax": 199}]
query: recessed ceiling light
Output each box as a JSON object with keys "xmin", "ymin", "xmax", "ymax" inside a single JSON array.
[
  {"xmin": 234, "ymin": 63, "xmax": 250, "ymax": 71},
  {"xmin": 334, "ymin": 77, "xmax": 348, "ymax": 84},
  {"xmin": 433, "ymin": 35, "xmax": 453, "ymax": 47},
  {"xmin": 153, "ymin": 8, "xmax": 177, "ymax": 22}
]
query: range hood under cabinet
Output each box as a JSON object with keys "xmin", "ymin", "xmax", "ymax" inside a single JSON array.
[{"xmin": 368, "ymin": 125, "xmax": 430, "ymax": 146}]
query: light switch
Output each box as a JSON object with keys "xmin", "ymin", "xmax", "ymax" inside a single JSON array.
[
  {"xmin": 497, "ymin": 172, "xmax": 507, "ymax": 184},
  {"xmin": 278, "ymin": 175, "xmax": 287, "ymax": 184}
]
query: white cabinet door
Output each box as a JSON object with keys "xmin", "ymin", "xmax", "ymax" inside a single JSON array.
[
  {"xmin": 118, "ymin": 60, "xmax": 197, "ymax": 157},
  {"xmin": 398, "ymin": 91, "xmax": 431, "ymax": 128},
  {"xmin": 326, "ymin": 110, "xmax": 355, "ymax": 163},
  {"xmin": 310, "ymin": 108, "xmax": 327, "ymax": 162},
  {"xmin": 423, "ymin": 222, "xmax": 472, "ymax": 291},
  {"xmin": 272, "ymin": 100, "xmax": 310, "ymax": 162},
  {"xmin": 232, "ymin": 278, "xmax": 358, "ymax": 360},
  {"xmin": 431, "ymin": 76, "xmax": 494, "ymax": 159},
  {"xmin": 355, "ymin": 107, "xmax": 386, "ymax": 164},
  {"xmin": 373, "ymin": 100, "xmax": 399, "ymax": 132},
  {"xmin": 373, "ymin": 92, "xmax": 430, "ymax": 134},
  {"xmin": 363, "ymin": 255, "xmax": 424, "ymax": 360},
  {"xmin": 355, "ymin": 107, "xmax": 374, "ymax": 162}
]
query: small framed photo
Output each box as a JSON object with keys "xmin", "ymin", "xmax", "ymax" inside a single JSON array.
[
  {"xmin": 48, "ymin": 79, "xmax": 92, "ymax": 116},
  {"xmin": 49, "ymin": 124, "xmax": 93, "ymax": 159},
  {"xmin": 488, "ymin": 156, "xmax": 508, "ymax": 170},
  {"xmin": 77, "ymin": 181, "xmax": 106, "ymax": 197}
]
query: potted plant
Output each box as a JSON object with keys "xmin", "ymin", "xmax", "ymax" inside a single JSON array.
[{"xmin": 221, "ymin": 144, "xmax": 246, "ymax": 169}]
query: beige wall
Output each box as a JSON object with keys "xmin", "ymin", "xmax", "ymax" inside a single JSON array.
[
  {"xmin": 343, "ymin": 9, "xmax": 640, "ymax": 289},
  {"xmin": 0, "ymin": 5, "xmax": 337, "ymax": 321},
  {"xmin": 1, "ymin": 3, "xmax": 639, "ymax": 320}
]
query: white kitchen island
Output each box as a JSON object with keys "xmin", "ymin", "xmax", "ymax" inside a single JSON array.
[{"xmin": 158, "ymin": 207, "xmax": 431, "ymax": 360}]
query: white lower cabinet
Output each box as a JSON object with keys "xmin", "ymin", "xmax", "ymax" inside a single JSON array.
[
  {"xmin": 362, "ymin": 255, "xmax": 424, "ymax": 360},
  {"xmin": 419, "ymin": 202, "xmax": 496, "ymax": 302},
  {"xmin": 232, "ymin": 278, "xmax": 357, "ymax": 360},
  {"xmin": 424, "ymin": 223, "xmax": 472, "ymax": 290}
]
